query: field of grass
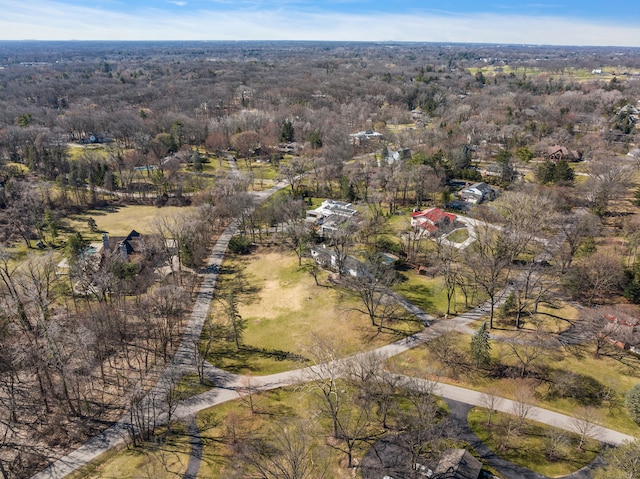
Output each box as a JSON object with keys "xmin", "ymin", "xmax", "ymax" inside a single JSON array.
[
  {"xmin": 204, "ymin": 248, "xmax": 423, "ymax": 375},
  {"xmin": 468, "ymin": 407, "xmax": 600, "ymax": 477},
  {"xmin": 67, "ymin": 144, "xmax": 110, "ymax": 161},
  {"xmin": 62, "ymin": 204, "xmax": 195, "ymax": 240},
  {"xmin": 446, "ymin": 227, "xmax": 469, "ymax": 244}
]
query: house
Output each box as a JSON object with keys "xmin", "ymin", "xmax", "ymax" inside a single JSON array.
[
  {"xmin": 382, "ymin": 147, "xmax": 412, "ymax": 166},
  {"xmin": 308, "ymin": 199, "xmax": 357, "ymax": 220},
  {"xmin": 459, "ymin": 182, "xmax": 496, "ymax": 204},
  {"xmin": 545, "ymin": 145, "xmax": 581, "ymax": 162},
  {"xmin": 310, "ymin": 245, "xmax": 366, "ymax": 277},
  {"xmin": 410, "ymin": 207, "xmax": 457, "ymax": 234},
  {"xmin": 602, "ymin": 312, "xmax": 640, "ymax": 355},
  {"xmin": 431, "ymin": 449, "xmax": 482, "ymax": 479},
  {"xmin": 628, "ymin": 148, "xmax": 640, "ymax": 159},
  {"xmin": 349, "ymin": 130, "xmax": 383, "ymax": 145},
  {"xmin": 306, "ymin": 199, "xmax": 358, "ymax": 238}
]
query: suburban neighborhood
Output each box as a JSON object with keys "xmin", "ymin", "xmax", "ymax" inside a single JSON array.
[{"xmin": 1, "ymin": 40, "xmax": 640, "ymax": 479}]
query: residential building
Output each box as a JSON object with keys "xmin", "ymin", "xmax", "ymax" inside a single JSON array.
[
  {"xmin": 306, "ymin": 199, "xmax": 358, "ymax": 238},
  {"xmin": 459, "ymin": 182, "xmax": 496, "ymax": 204},
  {"xmin": 410, "ymin": 207, "xmax": 457, "ymax": 234}
]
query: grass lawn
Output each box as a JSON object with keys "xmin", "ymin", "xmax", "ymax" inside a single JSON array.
[
  {"xmin": 62, "ymin": 204, "xmax": 195, "ymax": 240},
  {"xmin": 388, "ymin": 330, "xmax": 640, "ymax": 436},
  {"xmin": 393, "ymin": 267, "xmax": 479, "ymax": 317},
  {"xmin": 66, "ymin": 425, "xmax": 192, "ymax": 479},
  {"xmin": 204, "ymin": 249, "xmax": 423, "ymax": 375},
  {"xmin": 445, "ymin": 227, "xmax": 469, "ymax": 244},
  {"xmin": 195, "ymin": 387, "xmax": 355, "ymax": 479},
  {"xmin": 468, "ymin": 407, "xmax": 600, "ymax": 477},
  {"xmin": 471, "ymin": 300, "xmax": 579, "ymax": 335},
  {"xmin": 67, "ymin": 144, "xmax": 110, "ymax": 161}
]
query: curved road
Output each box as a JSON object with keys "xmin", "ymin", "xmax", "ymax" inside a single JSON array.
[{"xmin": 31, "ymin": 184, "xmax": 637, "ymax": 479}]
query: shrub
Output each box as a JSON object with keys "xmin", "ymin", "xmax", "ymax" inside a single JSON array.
[
  {"xmin": 229, "ymin": 236, "xmax": 251, "ymax": 254},
  {"xmin": 624, "ymin": 384, "xmax": 640, "ymax": 424}
]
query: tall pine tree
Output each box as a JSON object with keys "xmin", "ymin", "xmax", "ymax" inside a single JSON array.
[{"xmin": 471, "ymin": 321, "xmax": 491, "ymax": 368}]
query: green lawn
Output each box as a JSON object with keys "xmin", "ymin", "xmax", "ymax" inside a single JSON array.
[
  {"xmin": 468, "ymin": 407, "xmax": 600, "ymax": 477},
  {"xmin": 446, "ymin": 227, "xmax": 469, "ymax": 244},
  {"xmin": 63, "ymin": 204, "xmax": 196, "ymax": 240},
  {"xmin": 393, "ymin": 267, "xmax": 479, "ymax": 317}
]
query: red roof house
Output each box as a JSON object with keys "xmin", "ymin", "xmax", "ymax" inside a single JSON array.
[{"xmin": 410, "ymin": 207, "xmax": 457, "ymax": 233}]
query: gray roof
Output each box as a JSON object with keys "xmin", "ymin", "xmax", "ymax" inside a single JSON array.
[{"xmin": 433, "ymin": 449, "xmax": 482, "ymax": 479}]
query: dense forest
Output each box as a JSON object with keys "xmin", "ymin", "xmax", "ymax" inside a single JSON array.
[{"xmin": 1, "ymin": 41, "xmax": 640, "ymax": 478}]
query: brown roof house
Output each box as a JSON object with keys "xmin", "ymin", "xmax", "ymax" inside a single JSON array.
[{"xmin": 545, "ymin": 146, "xmax": 581, "ymax": 162}]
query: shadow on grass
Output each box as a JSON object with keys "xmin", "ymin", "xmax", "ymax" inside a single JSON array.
[
  {"xmin": 396, "ymin": 282, "xmax": 438, "ymax": 314},
  {"xmin": 208, "ymin": 343, "xmax": 306, "ymax": 374}
]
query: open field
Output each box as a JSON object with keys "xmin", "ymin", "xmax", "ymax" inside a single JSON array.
[
  {"xmin": 62, "ymin": 204, "xmax": 196, "ymax": 239},
  {"xmin": 205, "ymin": 248, "xmax": 423, "ymax": 375}
]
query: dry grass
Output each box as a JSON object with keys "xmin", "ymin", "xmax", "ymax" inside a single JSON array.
[
  {"xmin": 388, "ymin": 329, "xmax": 640, "ymax": 436},
  {"xmin": 206, "ymin": 248, "xmax": 422, "ymax": 375},
  {"xmin": 63, "ymin": 205, "xmax": 196, "ymax": 239}
]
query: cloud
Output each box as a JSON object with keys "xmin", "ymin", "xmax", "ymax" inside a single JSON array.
[
  {"xmin": 0, "ymin": 0, "xmax": 639, "ymax": 46},
  {"xmin": 167, "ymin": 1, "xmax": 187, "ymax": 6}
]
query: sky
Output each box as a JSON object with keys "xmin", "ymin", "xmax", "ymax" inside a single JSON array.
[{"xmin": 1, "ymin": 1, "xmax": 640, "ymax": 47}]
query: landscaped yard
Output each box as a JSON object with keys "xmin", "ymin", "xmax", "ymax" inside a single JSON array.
[{"xmin": 393, "ymin": 267, "xmax": 480, "ymax": 317}]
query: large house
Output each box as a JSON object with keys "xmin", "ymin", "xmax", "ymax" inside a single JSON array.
[
  {"xmin": 603, "ymin": 312, "xmax": 640, "ymax": 355},
  {"xmin": 459, "ymin": 182, "xmax": 496, "ymax": 204},
  {"xmin": 306, "ymin": 199, "xmax": 358, "ymax": 237},
  {"xmin": 410, "ymin": 207, "xmax": 457, "ymax": 234},
  {"xmin": 349, "ymin": 130, "xmax": 383, "ymax": 145},
  {"xmin": 310, "ymin": 244, "xmax": 366, "ymax": 277},
  {"xmin": 545, "ymin": 145, "xmax": 581, "ymax": 162}
]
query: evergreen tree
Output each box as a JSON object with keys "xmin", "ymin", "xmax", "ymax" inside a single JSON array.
[
  {"xmin": 625, "ymin": 384, "xmax": 640, "ymax": 424},
  {"xmin": 553, "ymin": 160, "xmax": 575, "ymax": 185},
  {"xmin": 280, "ymin": 119, "xmax": 294, "ymax": 143},
  {"xmin": 471, "ymin": 321, "xmax": 491, "ymax": 368}
]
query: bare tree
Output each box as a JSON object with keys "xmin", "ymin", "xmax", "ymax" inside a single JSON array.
[
  {"xmin": 301, "ymin": 334, "xmax": 345, "ymax": 438},
  {"xmin": 240, "ymin": 419, "xmax": 326, "ymax": 479},
  {"xmin": 511, "ymin": 384, "xmax": 536, "ymax": 431},
  {"xmin": 480, "ymin": 391, "xmax": 504, "ymax": 425},
  {"xmin": 339, "ymin": 253, "xmax": 397, "ymax": 328},
  {"xmin": 571, "ymin": 406, "xmax": 601, "ymax": 452},
  {"xmin": 548, "ymin": 211, "xmax": 601, "ymax": 274},
  {"xmin": 462, "ymin": 220, "xmax": 514, "ymax": 329}
]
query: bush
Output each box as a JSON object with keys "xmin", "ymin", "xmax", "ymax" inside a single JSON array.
[
  {"xmin": 625, "ymin": 384, "xmax": 640, "ymax": 424},
  {"xmin": 228, "ymin": 236, "xmax": 250, "ymax": 254}
]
